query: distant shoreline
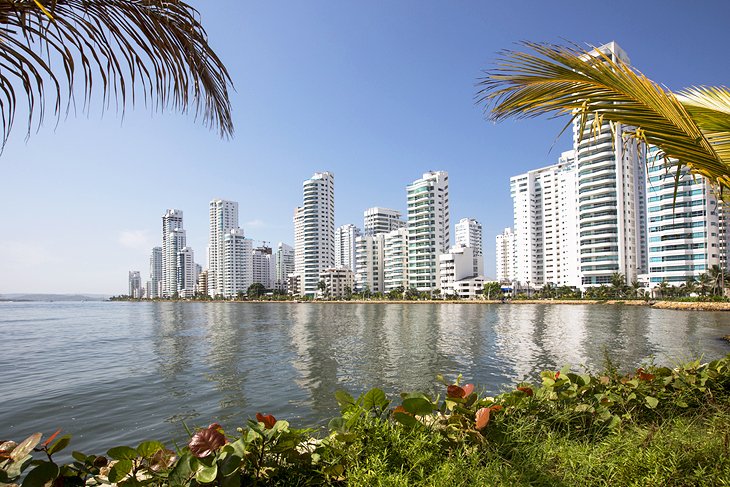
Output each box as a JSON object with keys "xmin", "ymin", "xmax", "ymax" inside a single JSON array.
[{"xmin": 109, "ymin": 298, "xmax": 730, "ymax": 311}]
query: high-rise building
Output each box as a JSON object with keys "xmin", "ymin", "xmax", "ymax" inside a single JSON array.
[
  {"xmin": 148, "ymin": 246, "xmax": 162, "ymax": 298},
  {"xmin": 275, "ymin": 242, "xmax": 295, "ymax": 292},
  {"xmin": 165, "ymin": 228, "xmax": 186, "ymax": 297},
  {"xmin": 223, "ymin": 228, "xmax": 253, "ymax": 297},
  {"xmin": 455, "ymin": 218, "xmax": 484, "ymax": 276},
  {"xmin": 363, "ymin": 207, "xmax": 405, "ymax": 236},
  {"xmin": 208, "ymin": 199, "xmax": 239, "ymax": 297},
  {"xmin": 646, "ymin": 147, "xmax": 723, "ymax": 287},
  {"xmin": 355, "ymin": 234, "xmax": 384, "ymax": 293},
  {"xmin": 510, "ymin": 151, "xmax": 579, "ymax": 288},
  {"xmin": 383, "ymin": 228, "xmax": 409, "ymax": 291},
  {"xmin": 407, "ymin": 171, "xmax": 450, "ymax": 291},
  {"xmin": 252, "ymin": 244, "xmax": 275, "ymax": 289},
  {"xmin": 294, "ymin": 172, "xmax": 335, "ymax": 296},
  {"xmin": 162, "ymin": 209, "xmax": 183, "ymax": 297},
  {"xmin": 128, "ymin": 271, "xmax": 142, "ymax": 298},
  {"xmin": 495, "ymin": 228, "xmax": 515, "ymax": 284},
  {"xmin": 335, "ymin": 224, "xmax": 360, "ymax": 272},
  {"xmin": 177, "ymin": 247, "xmax": 196, "ymax": 298},
  {"xmin": 576, "ymin": 42, "xmax": 647, "ymax": 287}
]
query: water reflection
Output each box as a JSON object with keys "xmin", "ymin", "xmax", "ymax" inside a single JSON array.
[{"xmin": 3, "ymin": 301, "xmax": 727, "ymax": 458}]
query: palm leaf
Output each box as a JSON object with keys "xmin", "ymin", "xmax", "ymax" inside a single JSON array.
[
  {"xmin": 0, "ymin": 0, "xmax": 233, "ymax": 149},
  {"xmin": 477, "ymin": 42, "xmax": 730, "ymax": 197}
]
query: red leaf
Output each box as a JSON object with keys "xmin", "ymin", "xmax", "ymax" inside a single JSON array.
[
  {"xmin": 447, "ymin": 385, "xmax": 466, "ymax": 398},
  {"xmin": 42, "ymin": 429, "xmax": 61, "ymax": 447},
  {"xmin": 489, "ymin": 404, "xmax": 503, "ymax": 413},
  {"xmin": 462, "ymin": 383, "xmax": 475, "ymax": 396},
  {"xmin": 555, "ymin": 371, "xmax": 560, "ymax": 379},
  {"xmin": 475, "ymin": 408, "xmax": 490, "ymax": 430},
  {"xmin": 188, "ymin": 424, "xmax": 226, "ymax": 458},
  {"xmin": 256, "ymin": 413, "xmax": 277, "ymax": 429},
  {"xmin": 637, "ymin": 369, "xmax": 655, "ymax": 381},
  {"xmin": 392, "ymin": 406, "xmax": 410, "ymax": 416},
  {"xmin": 517, "ymin": 386, "xmax": 533, "ymax": 396}
]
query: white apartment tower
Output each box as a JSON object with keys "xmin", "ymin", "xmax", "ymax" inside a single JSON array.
[
  {"xmin": 275, "ymin": 242, "xmax": 295, "ymax": 291},
  {"xmin": 294, "ymin": 172, "xmax": 335, "ymax": 296},
  {"xmin": 209, "ymin": 199, "xmax": 239, "ymax": 297},
  {"xmin": 510, "ymin": 150, "xmax": 579, "ymax": 288},
  {"xmin": 128, "ymin": 271, "xmax": 142, "ymax": 298},
  {"xmin": 165, "ymin": 228, "xmax": 186, "ymax": 297},
  {"xmin": 407, "ymin": 171, "xmax": 450, "ymax": 291},
  {"xmin": 455, "ymin": 218, "xmax": 484, "ymax": 276},
  {"xmin": 364, "ymin": 207, "xmax": 405, "ymax": 236},
  {"xmin": 335, "ymin": 224, "xmax": 360, "ymax": 272},
  {"xmin": 383, "ymin": 228, "xmax": 409, "ymax": 291},
  {"xmin": 177, "ymin": 247, "xmax": 196, "ymax": 298},
  {"xmin": 252, "ymin": 245, "xmax": 275, "ymax": 289},
  {"xmin": 162, "ymin": 209, "xmax": 184, "ymax": 297},
  {"xmin": 576, "ymin": 42, "xmax": 647, "ymax": 287},
  {"xmin": 355, "ymin": 234, "xmax": 384, "ymax": 293},
  {"xmin": 223, "ymin": 228, "xmax": 253, "ymax": 297},
  {"xmin": 148, "ymin": 246, "xmax": 163, "ymax": 298},
  {"xmin": 495, "ymin": 228, "xmax": 515, "ymax": 284},
  {"xmin": 646, "ymin": 148, "xmax": 722, "ymax": 286}
]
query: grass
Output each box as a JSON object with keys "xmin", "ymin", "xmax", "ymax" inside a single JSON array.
[{"xmin": 341, "ymin": 401, "xmax": 730, "ymax": 486}]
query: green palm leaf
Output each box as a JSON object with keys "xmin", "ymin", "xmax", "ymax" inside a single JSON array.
[
  {"xmin": 0, "ymin": 0, "xmax": 233, "ymax": 149},
  {"xmin": 477, "ymin": 42, "xmax": 730, "ymax": 198}
]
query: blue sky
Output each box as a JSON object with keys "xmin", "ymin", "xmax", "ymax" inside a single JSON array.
[{"xmin": 1, "ymin": 1, "xmax": 729, "ymax": 294}]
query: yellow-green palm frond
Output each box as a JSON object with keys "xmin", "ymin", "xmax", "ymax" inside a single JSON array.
[
  {"xmin": 0, "ymin": 0, "xmax": 234, "ymax": 148},
  {"xmin": 476, "ymin": 42, "xmax": 730, "ymax": 196}
]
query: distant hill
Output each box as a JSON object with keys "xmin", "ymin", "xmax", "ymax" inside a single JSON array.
[{"xmin": 0, "ymin": 293, "xmax": 110, "ymax": 302}]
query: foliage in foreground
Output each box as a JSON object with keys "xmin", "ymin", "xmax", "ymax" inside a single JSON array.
[{"xmin": 3, "ymin": 355, "xmax": 730, "ymax": 486}]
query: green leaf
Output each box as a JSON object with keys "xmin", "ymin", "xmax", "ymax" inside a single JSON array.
[
  {"xmin": 107, "ymin": 446, "xmax": 138, "ymax": 460},
  {"xmin": 334, "ymin": 390, "xmax": 355, "ymax": 407},
  {"xmin": 108, "ymin": 459, "xmax": 133, "ymax": 483},
  {"xmin": 168, "ymin": 452, "xmax": 194, "ymax": 486},
  {"xmin": 71, "ymin": 451, "xmax": 87, "ymax": 463},
  {"xmin": 136, "ymin": 441, "xmax": 165, "ymax": 458},
  {"xmin": 362, "ymin": 388, "xmax": 389, "ymax": 411},
  {"xmin": 21, "ymin": 461, "xmax": 59, "ymax": 487},
  {"xmin": 219, "ymin": 454, "xmax": 242, "ymax": 477},
  {"xmin": 402, "ymin": 397, "xmax": 433, "ymax": 416},
  {"xmin": 393, "ymin": 412, "xmax": 419, "ymax": 428},
  {"xmin": 645, "ymin": 396, "xmax": 659, "ymax": 409},
  {"xmin": 327, "ymin": 417, "xmax": 345, "ymax": 432},
  {"xmin": 11, "ymin": 433, "xmax": 42, "ymax": 461},
  {"xmin": 676, "ymin": 400, "xmax": 689, "ymax": 408},
  {"xmin": 196, "ymin": 463, "xmax": 218, "ymax": 484},
  {"xmin": 47, "ymin": 435, "xmax": 72, "ymax": 456}
]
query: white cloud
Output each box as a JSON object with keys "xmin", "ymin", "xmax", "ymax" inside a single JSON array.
[{"xmin": 118, "ymin": 230, "xmax": 152, "ymax": 250}]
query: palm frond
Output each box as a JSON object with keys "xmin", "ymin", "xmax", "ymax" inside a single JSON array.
[
  {"xmin": 477, "ymin": 42, "xmax": 730, "ymax": 196},
  {"xmin": 0, "ymin": 0, "xmax": 234, "ymax": 149}
]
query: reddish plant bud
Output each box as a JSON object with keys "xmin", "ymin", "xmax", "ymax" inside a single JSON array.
[
  {"xmin": 517, "ymin": 386, "xmax": 533, "ymax": 396},
  {"xmin": 475, "ymin": 408, "xmax": 490, "ymax": 430},
  {"xmin": 462, "ymin": 383, "xmax": 475, "ymax": 396},
  {"xmin": 188, "ymin": 424, "xmax": 226, "ymax": 458},
  {"xmin": 255, "ymin": 413, "xmax": 277, "ymax": 429},
  {"xmin": 447, "ymin": 385, "xmax": 466, "ymax": 398}
]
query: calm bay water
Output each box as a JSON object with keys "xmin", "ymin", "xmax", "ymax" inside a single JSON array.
[{"xmin": 2, "ymin": 301, "xmax": 729, "ymax": 455}]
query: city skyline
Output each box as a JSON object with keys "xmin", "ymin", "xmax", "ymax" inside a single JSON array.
[{"xmin": 1, "ymin": 1, "xmax": 728, "ymax": 294}]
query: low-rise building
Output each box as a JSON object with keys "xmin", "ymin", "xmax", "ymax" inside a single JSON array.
[{"xmin": 319, "ymin": 268, "xmax": 354, "ymax": 299}]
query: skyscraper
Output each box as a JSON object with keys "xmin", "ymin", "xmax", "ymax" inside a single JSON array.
[
  {"xmin": 407, "ymin": 171, "xmax": 450, "ymax": 291},
  {"xmin": 510, "ymin": 151, "xmax": 579, "ymax": 288},
  {"xmin": 161, "ymin": 209, "xmax": 183, "ymax": 297},
  {"xmin": 576, "ymin": 42, "xmax": 647, "ymax": 287},
  {"xmin": 148, "ymin": 246, "xmax": 162, "ymax": 298},
  {"xmin": 252, "ymin": 244, "xmax": 275, "ymax": 289},
  {"xmin": 275, "ymin": 242, "xmax": 295, "ymax": 291},
  {"xmin": 223, "ymin": 228, "xmax": 252, "ymax": 297},
  {"xmin": 646, "ymin": 147, "xmax": 723, "ymax": 287},
  {"xmin": 455, "ymin": 217, "xmax": 484, "ymax": 276},
  {"xmin": 165, "ymin": 228, "xmax": 186, "ymax": 297},
  {"xmin": 177, "ymin": 247, "xmax": 196, "ymax": 298},
  {"xmin": 363, "ymin": 207, "xmax": 405, "ymax": 236},
  {"xmin": 209, "ymin": 199, "xmax": 239, "ymax": 297},
  {"xmin": 495, "ymin": 228, "xmax": 515, "ymax": 284},
  {"xmin": 335, "ymin": 224, "xmax": 360, "ymax": 272},
  {"xmin": 294, "ymin": 172, "xmax": 335, "ymax": 296},
  {"xmin": 128, "ymin": 271, "xmax": 142, "ymax": 298}
]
